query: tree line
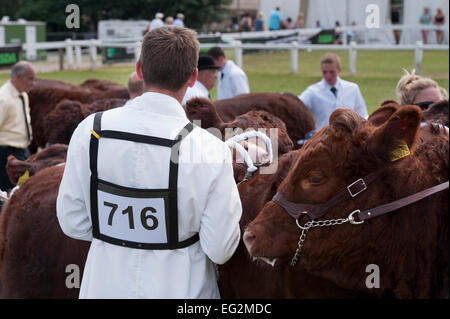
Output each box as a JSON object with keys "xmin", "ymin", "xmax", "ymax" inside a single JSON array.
[{"xmin": 0, "ymin": 0, "xmax": 232, "ymax": 32}]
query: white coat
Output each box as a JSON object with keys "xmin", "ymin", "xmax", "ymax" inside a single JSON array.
[
  {"xmin": 217, "ymin": 60, "xmax": 250, "ymax": 100},
  {"xmin": 57, "ymin": 92, "xmax": 242, "ymax": 299},
  {"xmin": 182, "ymin": 80, "xmax": 210, "ymax": 105},
  {"xmin": 298, "ymin": 77, "xmax": 368, "ymax": 131}
]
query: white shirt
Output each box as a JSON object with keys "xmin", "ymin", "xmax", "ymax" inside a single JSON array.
[
  {"xmin": 173, "ymin": 19, "xmax": 184, "ymax": 27},
  {"xmin": 0, "ymin": 80, "xmax": 32, "ymax": 148},
  {"xmin": 182, "ymin": 80, "xmax": 209, "ymax": 105},
  {"xmin": 57, "ymin": 92, "xmax": 241, "ymax": 299},
  {"xmin": 298, "ymin": 77, "xmax": 368, "ymax": 131},
  {"xmin": 150, "ymin": 18, "xmax": 164, "ymax": 30},
  {"xmin": 217, "ymin": 60, "xmax": 249, "ymax": 100}
]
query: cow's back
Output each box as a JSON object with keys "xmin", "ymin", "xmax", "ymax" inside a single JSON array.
[
  {"xmin": 0, "ymin": 165, "xmax": 89, "ymax": 298},
  {"xmin": 214, "ymin": 93, "xmax": 315, "ymax": 145}
]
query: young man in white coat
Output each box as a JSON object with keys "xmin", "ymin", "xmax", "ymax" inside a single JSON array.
[
  {"xmin": 298, "ymin": 53, "xmax": 368, "ymax": 131},
  {"xmin": 207, "ymin": 46, "xmax": 250, "ymax": 100},
  {"xmin": 57, "ymin": 26, "xmax": 242, "ymax": 299}
]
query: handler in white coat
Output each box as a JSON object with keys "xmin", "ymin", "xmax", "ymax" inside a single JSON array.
[
  {"xmin": 298, "ymin": 53, "xmax": 367, "ymax": 131},
  {"xmin": 207, "ymin": 46, "xmax": 249, "ymax": 100},
  {"xmin": 57, "ymin": 26, "xmax": 242, "ymax": 299}
]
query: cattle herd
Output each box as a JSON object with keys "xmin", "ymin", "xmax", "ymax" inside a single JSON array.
[{"xmin": 0, "ymin": 78, "xmax": 448, "ymax": 298}]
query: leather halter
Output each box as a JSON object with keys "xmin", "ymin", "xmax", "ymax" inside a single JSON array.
[
  {"xmin": 273, "ymin": 171, "xmax": 381, "ymax": 221},
  {"xmin": 273, "ymin": 172, "xmax": 449, "ymax": 224}
]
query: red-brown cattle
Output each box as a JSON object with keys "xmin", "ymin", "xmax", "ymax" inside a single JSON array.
[
  {"xmin": 6, "ymin": 144, "xmax": 68, "ymax": 186},
  {"xmin": 380, "ymin": 99, "xmax": 448, "ymax": 127},
  {"xmin": 0, "ymin": 165, "xmax": 90, "ymax": 298},
  {"xmin": 185, "ymin": 93, "xmax": 315, "ymax": 147},
  {"xmin": 243, "ymin": 105, "xmax": 449, "ymax": 298},
  {"xmin": 43, "ymin": 98, "xmax": 126, "ymax": 145},
  {"xmin": 422, "ymin": 100, "xmax": 449, "ymax": 126},
  {"xmin": 226, "ymin": 110, "xmax": 294, "ymax": 183},
  {"xmin": 220, "ymin": 149, "xmax": 371, "ymax": 298},
  {"xmin": 28, "ymin": 78, "xmax": 129, "ymax": 152},
  {"xmin": 185, "ymin": 97, "xmax": 226, "ymax": 132}
]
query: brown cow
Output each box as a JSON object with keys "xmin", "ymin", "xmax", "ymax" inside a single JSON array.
[
  {"xmin": 185, "ymin": 97, "xmax": 225, "ymax": 132},
  {"xmin": 43, "ymin": 98, "xmax": 126, "ymax": 145},
  {"xmin": 28, "ymin": 78, "xmax": 129, "ymax": 151},
  {"xmin": 380, "ymin": 99, "xmax": 449, "ymax": 127},
  {"xmin": 0, "ymin": 165, "xmax": 90, "ymax": 298},
  {"xmin": 243, "ymin": 105, "xmax": 449, "ymax": 298},
  {"xmin": 422, "ymin": 100, "xmax": 449, "ymax": 126},
  {"xmin": 220, "ymin": 154, "xmax": 370, "ymax": 298},
  {"xmin": 185, "ymin": 93, "xmax": 315, "ymax": 147},
  {"xmin": 6, "ymin": 144, "xmax": 68, "ymax": 186},
  {"xmin": 226, "ymin": 110, "xmax": 294, "ymax": 183},
  {"xmin": 219, "ymin": 151, "xmax": 295, "ymax": 298}
]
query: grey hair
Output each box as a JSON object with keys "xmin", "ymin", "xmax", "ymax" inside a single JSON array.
[{"xmin": 11, "ymin": 62, "xmax": 31, "ymax": 79}]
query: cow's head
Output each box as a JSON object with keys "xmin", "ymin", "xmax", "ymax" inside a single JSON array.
[
  {"xmin": 243, "ymin": 105, "xmax": 422, "ymax": 270},
  {"xmin": 225, "ymin": 110, "xmax": 293, "ymax": 156},
  {"xmin": 185, "ymin": 97, "xmax": 225, "ymax": 132}
]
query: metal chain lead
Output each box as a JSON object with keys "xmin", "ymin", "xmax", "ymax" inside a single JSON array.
[
  {"xmin": 290, "ymin": 218, "xmax": 349, "ymax": 267},
  {"xmin": 290, "ymin": 226, "xmax": 309, "ymax": 267}
]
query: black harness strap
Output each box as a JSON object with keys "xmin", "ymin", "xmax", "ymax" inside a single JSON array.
[
  {"xmin": 168, "ymin": 122, "xmax": 194, "ymax": 249},
  {"xmin": 89, "ymin": 112, "xmax": 103, "ymax": 238}
]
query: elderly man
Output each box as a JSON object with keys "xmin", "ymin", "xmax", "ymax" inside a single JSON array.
[
  {"xmin": 127, "ymin": 71, "xmax": 144, "ymax": 99},
  {"xmin": 182, "ymin": 55, "xmax": 220, "ymax": 105},
  {"xmin": 207, "ymin": 46, "xmax": 249, "ymax": 100},
  {"xmin": 0, "ymin": 61, "xmax": 35, "ymax": 191}
]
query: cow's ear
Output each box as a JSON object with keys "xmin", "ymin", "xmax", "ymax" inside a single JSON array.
[
  {"xmin": 379, "ymin": 99, "xmax": 399, "ymax": 107},
  {"xmin": 329, "ymin": 108, "xmax": 363, "ymax": 134},
  {"xmin": 368, "ymin": 103, "xmax": 400, "ymax": 126},
  {"xmin": 368, "ymin": 105, "xmax": 421, "ymax": 162}
]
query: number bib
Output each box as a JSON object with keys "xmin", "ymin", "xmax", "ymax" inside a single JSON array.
[
  {"xmin": 97, "ymin": 181, "xmax": 169, "ymax": 246},
  {"xmin": 89, "ymin": 112, "xmax": 199, "ymax": 250}
]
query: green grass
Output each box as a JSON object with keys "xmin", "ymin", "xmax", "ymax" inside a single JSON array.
[
  {"xmin": 1, "ymin": 50, "xmax": 448, "ymax": 115},
  {"xmin": 239, "ymin": 49, "xmax": 449, "ymax": 114}
]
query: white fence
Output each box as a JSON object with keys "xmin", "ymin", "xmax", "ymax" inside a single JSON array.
[
  {"xmin": 214, "ymin": 41, "xmax": 448, "ymax": 76},
  {"xmin": 19, "ymin": 25, "xmax": 449, "ymax": 75}
]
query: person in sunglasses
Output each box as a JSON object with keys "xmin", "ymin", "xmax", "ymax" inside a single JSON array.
[{"xmin": 396, "ymin": 69, "xmax": 448, "ymax": 110}]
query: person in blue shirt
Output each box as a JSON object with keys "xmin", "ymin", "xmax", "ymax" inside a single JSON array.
[
  {"xmin": 268, "ymin": 7, "xmax": 281, "ymax": 31},
  {"xmin": 254, "ymin": 12, "xmax": 265, "ymax": 31},
  {"xmin": 419, "ymin": 7, "xmax": 433, "ymax": 44}
]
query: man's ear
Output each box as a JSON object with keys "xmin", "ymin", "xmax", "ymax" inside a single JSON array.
[
  {"xmin": 187, "ymin": 68, "xmax": 198, "ymax": 88},
  {"xmin": 136, "ymin": 60, "xmax": 144, "ymax": 80}
]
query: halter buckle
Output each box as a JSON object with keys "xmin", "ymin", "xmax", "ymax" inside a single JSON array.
[{"xmin": 347, "ymin": 178, "xmax": 367, "ymax": 197}]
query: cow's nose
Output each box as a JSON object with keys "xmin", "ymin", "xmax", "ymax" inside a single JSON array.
[{"xmin": 243, "ymin": 230, "xmax": 256, "ymax": 253}]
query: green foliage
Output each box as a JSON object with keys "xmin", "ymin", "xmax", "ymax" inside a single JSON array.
[{"xmin": 2, "ymin": 0, "xmax": 232, "ymax": 32}]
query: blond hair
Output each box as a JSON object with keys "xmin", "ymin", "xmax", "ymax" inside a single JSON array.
[
  {"xmin": 140, "ymin": 26, "xmax": 199, "ymax": 91},
  {"xmin": 396, "ymin": 69, "xmax": 448, "ymax": 105},
  {"xmin": 320, "ymin": 53, "xmax": 341, "ymax": 70}
]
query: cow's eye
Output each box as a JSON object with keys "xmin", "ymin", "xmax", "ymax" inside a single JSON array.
[{"xmin": 308, "ymin": 174, "xmax": 325, "ymax": 185}]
